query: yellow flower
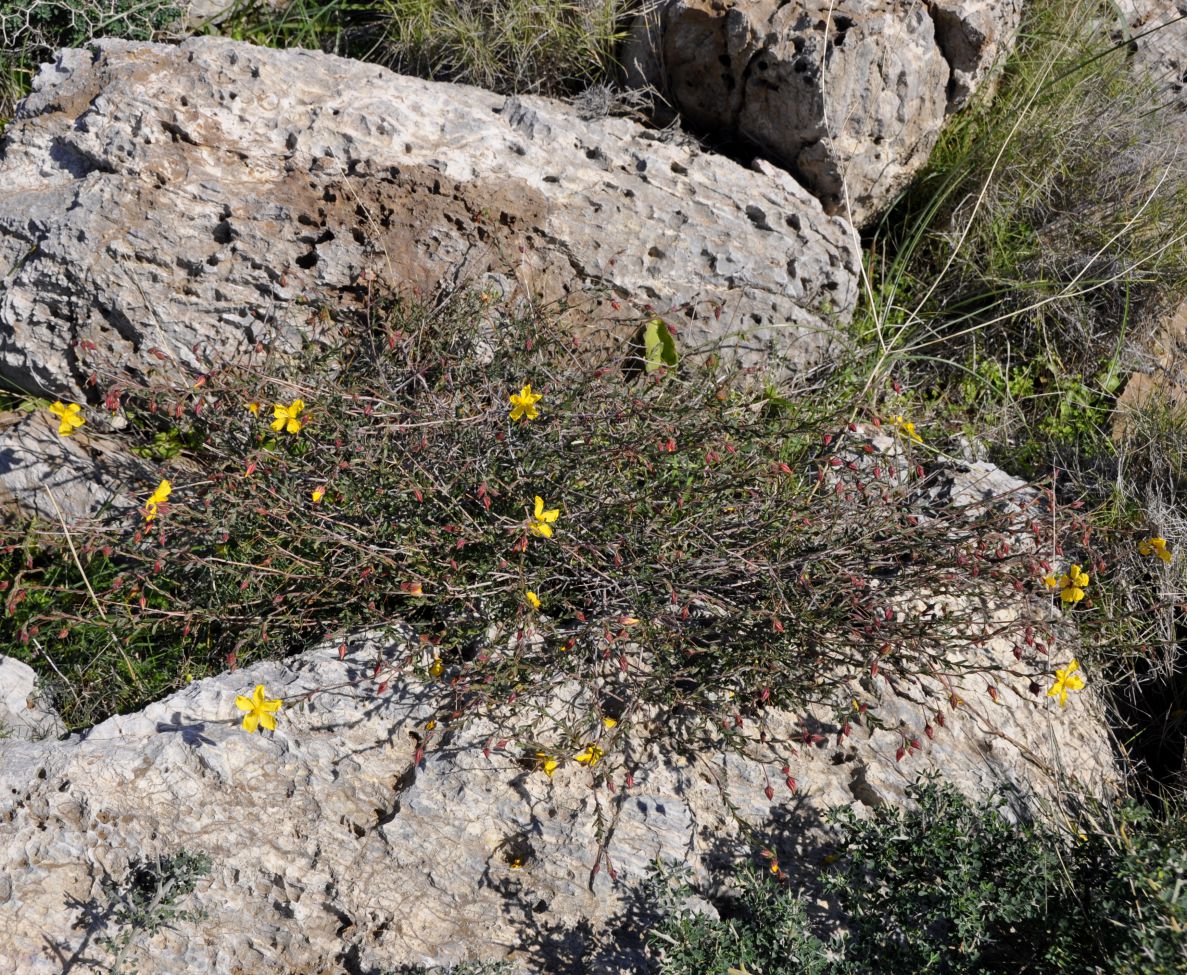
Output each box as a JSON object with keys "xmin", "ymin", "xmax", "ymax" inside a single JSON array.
[
  {"xmin": 143, "ymin": 479, "xmax": 172, "ymax": 522},
  {"xmin": 1047, "ymin": 659, "xmax": 1086, "ymax": 708},
  {"xmin": 573, "ymin": 743, "xmax": 604, "ymax": 767},
  {"xmin": 429, "ymin": 657, "xmax": 444, "ymax": 679},
  {"xmin": 247, "ymin": 401, "xmax": 260, "ymax": 416},
  {"xmin": 311, "ymin": 485, "xmax": 326, "ymax": 503},
  {"xmin": 602, "ymin": 716, "xmax": 617, "ymax": 728},
  {"xmin": 1056, "ymin": 564, "xmax": 1089, "ymax": 603},
  {"xmin": 235, "ymin": 683, "xmax": 282, "ymax": 733},
  {"xmin": 49, "ymin": 401, "xmax": 85, "ymax": 436},
  {"xmin": 525, "ymin": 590, "xmax": 542, "ymax": 610},
  {"xmin": 535, "ymin": 751, "xmax": 560, "ymax": 777},
  {"xmin": 1139, "ymin": 537, "xmax": 1173, "ymax": 564},
  {"xmin": 509, "ymin": 384, "xmax": 542, "ymax": 422},
  {"xmin": 528, "ymin": 496, "xmax": 560, "ymax": 538},
  {"xmin": 890, "ymin": 414, "xmax": 923, "ymax": 445},
  {"xmin": 271, "ymin": 398, "xmax": 305, "ymax": 434}
]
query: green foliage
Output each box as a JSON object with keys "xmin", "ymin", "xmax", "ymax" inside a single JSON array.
[
  {"xmin": 213, "ymin": 0, "xmax": 636, "ymax": 97},
  {"xmin": 649, "ymin": 780, "xmax": 1187, "ymax": 975},
  {"xmin": 648, "ymin": 862, "xmax": 832, "ymax": 975},
  {"xmin": 97, "ymin": 849, "xmax": 211, "ymax": 974}
]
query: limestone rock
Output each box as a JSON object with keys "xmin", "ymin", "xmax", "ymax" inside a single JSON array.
[
  {"xmin": 0, "ymin": 37, "xmax": 859, "ymax": 405},
  {"xmin": 1116, "ymin": 0, "xmax": 1187, "ymax": 109},
  {"xmin": 0, "ymin": 619, "xmax": 1116, "ymax": 973},
  {"xmin": 622, "ymin": 0, "xmax": 1023, "ymax": 225},
  {"xmin": 0, "ymin": 656, "xmax": 65, "ymax": 741},
  {"xmin": 929, "ymin": 0, "xmax": 1025, "ymax": 108}
]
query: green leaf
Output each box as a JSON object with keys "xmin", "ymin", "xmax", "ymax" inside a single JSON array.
[{"xmin": 642, "ymin": 317, "xmax": 678, "ymax": 374}]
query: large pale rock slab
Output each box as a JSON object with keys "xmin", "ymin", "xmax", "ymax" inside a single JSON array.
[
  {"xmin": 0, "ymin": 37, "xmax": 859, "ymax": 404},
  {"xmin": 0, "ymin": 619, "xmax": 1116, "ymax": 973},
  {"xmin": 623, "ymin": 0, "xmax": 1023, "ymax": 224}
]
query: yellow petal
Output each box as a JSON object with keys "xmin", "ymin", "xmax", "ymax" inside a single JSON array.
[
  {"xmin": 241, "ymin": 712, "xmax": 260, "ymax": 733},
  {"xmin": 49, "ymin": 401, "xmax": 66, "ymax": 418},
  {"xmin": 534, "ymin": 496, "xmax": 545, "ymax": 518},
  {"xmin": 270, "ymin": 417, "xmax": 285, "ymax": 432},
  {"xmin": 541, "ymin": 508, "xmax": 559, "ymax": 523},
  {"xmin": 533, "ymin": 522, "xmax": 553, "ymax": 539},
  {"xmin": 526, "ymin": 591, "xmax": 541, "ymax": 610},
  {"xmin": 235, "ymin": 695, "xmax": 254, "ymax": 711},
  {"xmin": 602, "ymin": 717, "xmax": 617, "ymax": 728},
  {"xmin": 259, "ymin": 711, "xmax": 277, "ymax": 732},
  {"xmin": 312, "ymin": 486, "xmax": 326, "ymax": 503},
  {"xmin": 259, "ymin": 698, "xmax": 282, "ymax": 713}
]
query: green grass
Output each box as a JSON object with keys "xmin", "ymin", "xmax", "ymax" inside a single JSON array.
[
  {"xmin": 210, "ymin": 0, "xmax": 639, "ymax": 97},
  {"xmin": 854, "ymin": 0, "xmax": 1187, "ymax": 484}
]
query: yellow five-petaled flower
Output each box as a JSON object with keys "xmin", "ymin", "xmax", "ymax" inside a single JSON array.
[
  {"xmin": 889, "ymin": 414, "xmax": 923, "ymax": 445},
  {"xmin": 143, "ymin": 479, "xmax": 172, "ymax": 522},
  {"xmin": 525, "ymin": 590, "xmax": 542, "ymax": 611},
  {"xmin": 1139, "ymin": 537, "xmax": 1173, "ymax": 564},
  {"xmin": 236, "ymin": 683, "xmax": 282, "ymax": 733},
  {"xmin": 271, "ymin": 398, "xmax": 305, "ymax": 434},
  {"xmin": 573, "ymin": 743, "xmax": 604, "ymax": 767},
  {"xmin": 509, "ymin": 384, "xmax": 542, "ymax": 422},
  {"xmin": 535, "ymin": 751, "xmax": 560, "ymax": 777},
  {"xmin": 1048, "ymin": 659, "xmax": 1086, "ymax": 708},
  {"xmin": 528, "ymin": 496, "xmax": 560, "ymax": 538},
  {"xmin": 1053, "ymin": 563, "xmax": 1089, "ymax": 603},
  {"xmin": 49, "ymin": 401, "xmax": 85, "ymax": 437}
]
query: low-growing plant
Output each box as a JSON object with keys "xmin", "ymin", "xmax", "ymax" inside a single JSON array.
[
  {"xmin": 648, "ymin": 779, "xmax": 1187, "ymax": 975},
  {"xmin": 95, "ymin": 848, "xmax": 211, "ymax": 975},
  {"xmin": 1, "ymin": 284, "xmax": 1083, "ymax": 796}
]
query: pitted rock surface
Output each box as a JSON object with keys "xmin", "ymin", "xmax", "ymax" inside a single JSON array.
[
  {"xmin": 0, "ymin": 37, "xmax": 859, "ymax": 404},
  {"xmin": 623, "ymin": 0, "xmax": 1023, "ymax": 225},
  {"xmin": 0, "ymin": 619, "xmax": 1116, "ymax": 973}
]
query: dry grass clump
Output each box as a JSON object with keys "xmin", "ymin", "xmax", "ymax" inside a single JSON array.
[{"xmin": 214, "ymin": 0, "xmax": 641, "ymax": 97}]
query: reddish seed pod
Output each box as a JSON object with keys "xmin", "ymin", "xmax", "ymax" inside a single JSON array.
[
  {"xmin": 925, "ymin": 724, "xmax": 934, "ymax": 740},
  {"xmin": 895, "ymin": 747, "xmax": 905, "ymax": 762},
  {"xmin": 785, "ymin": 776, "xmax": 797, "ymax": 792},
  {"xmin": 765, "ymin": 784, "xmax": 774, "ymax": 800}
]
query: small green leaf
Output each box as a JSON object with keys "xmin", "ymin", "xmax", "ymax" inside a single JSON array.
[{"xmin": 642, "ymin": 318, "xmax": 678, "ymax": 374}]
